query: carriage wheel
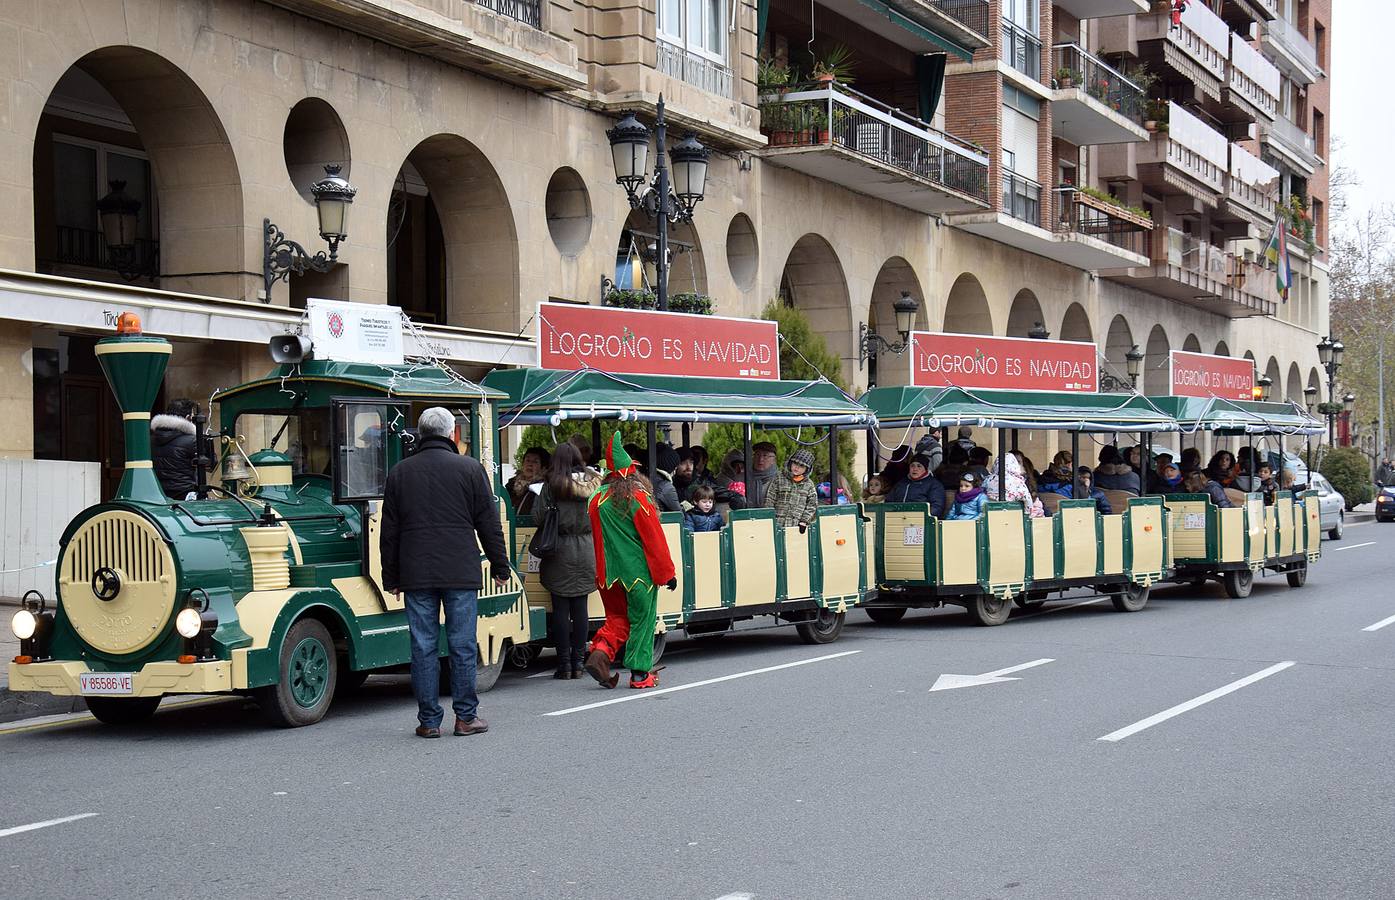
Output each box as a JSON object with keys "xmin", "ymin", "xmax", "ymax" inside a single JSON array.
[
  {"xmin": 1111, "ymin": 583, "xmax": 1150, "ymax": 613},
  {"xmin": 796, "ymin": 609, "xmax": 845, "ymax": 644},
  {"xmin": 1286, "ymin": 562, "xmax": 1308, "ymax": 588},
  {"xmin": 1223, "ymin": 569, "xmax": 1254, "ymax": 599},
  {"xmin": 864, "ymin": 606, "xmax": 908, "ymax": 625},
  {"xmin": 257, "ymin": 618, "xmax": 338, "ymax": 727},
  {"xmin": 86, "ymin": 696, "xmax": 161, "ymax": 726},
  {"xmin": 968, "ymin": 594, "xmax": 1012, "ymax": 626}
]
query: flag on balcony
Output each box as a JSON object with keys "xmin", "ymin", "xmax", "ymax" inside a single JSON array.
[{"xmin": 1265, "ymin": 215, "xmax": 1292, "ymax": 302}]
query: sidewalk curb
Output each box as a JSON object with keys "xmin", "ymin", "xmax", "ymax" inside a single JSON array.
[{"xmin": 0, "ymin": 688, "xmax": 85, "ymax": 725}]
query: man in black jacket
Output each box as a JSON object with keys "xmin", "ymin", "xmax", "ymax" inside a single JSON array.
[
  {"xmin": 381, "ymin": 407, "xmax": 510, "ymax": 739},
  {"xmin": 151, "ymin": 399, "xmax": 200, "ymax": 499}
]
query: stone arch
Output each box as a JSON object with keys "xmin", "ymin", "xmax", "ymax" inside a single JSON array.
[
  {"xmin": 1102, "ymin": 314, "xmax": 1135, "ymax": 391},
  {"xmin": 1060, "ymin": 303, "xmax": 1092, "ymax": 342},
  {"xmin": 33, "ymin": 46, "xmax": 245, "ymax": 298},
  {"xmin": 1286, "ymin": 362, "xmax": 1303, "ymax": 403},
  {"xmin": 779, "ymin": 234, "xmax": 853, "ymax": 378},
  {"xmin": 1183, "ymin": 333, "xmax": 1202, "ymax": 352},
  {"xmin": 1144, "ymin": 324, "xmax": 1171, "ymax": 395},
  {"xmin": 1264, "ymin": 356, "xmax": 1282, "ymax": 398},
  {"xmin": 615, "ymin": 208, "xmax": 707, "ymax": 298},
  {"xmin": 943, "ymin": 273, "xmax": 993, "ymax": 335},
  {"xmin": 1006, "ymin": 289, "xmax": 1045, "ymax": 338},
  {"xmin": 867, "ymin": 256, "xmax": 926, "ymax": 387},
  {"xmin": 388, "ymin": 134, "xmax": 518, "ymax": 331},
  {"xmin": 1214, "ymin": 340, "xmax": 1231, "ymax": 356}
]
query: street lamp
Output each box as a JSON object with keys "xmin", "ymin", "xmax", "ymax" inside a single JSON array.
[
  {"xmin": 606, "ymin": 97, "xmax": 708, "ymax": 311},
  {"xmin": 1254, "ymin": 373, "xmax": 1273, "ymax": 402},
  {"xmin": 262, "ymin": 164, "xmax": 358, "ymax": 302},
  {"xmin": 1318, "ymin": 335, "xmax": 1344, "ymax": 446},
  {"xmin": 858, "ymin": 291, "xmax": 921, "ymax": 381},
  {"xmin": 1126, "ymin": 345, "xmax": 1145, "ymax": 389},
  {"xmin": 97, "ymin": 180, "xmax": 156, "ymax": 281},
  {"xmin": 1303, "ymin": 384, "xmax": 1318, "ymax": 413}
]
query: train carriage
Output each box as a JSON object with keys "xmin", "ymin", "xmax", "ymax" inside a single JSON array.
[
  {"xmin": 858, "ymin": 385, "xmax": 1175, "ymax": 626},
  {"xmin": 482, "ymin": 367, "xmax": 875, "ymax": 648},
  {"xmin": 8, "ymin": 318, "xmax": 529, "ymax": 727},
  {"xmin": 1145, "ymin": 396, "xmax": 1324, "ymax": 598}
]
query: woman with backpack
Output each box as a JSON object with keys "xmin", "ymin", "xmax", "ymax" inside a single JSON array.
[{"xmin": 534, "ymin": 442, "xmax": 602, "ymax": 679}]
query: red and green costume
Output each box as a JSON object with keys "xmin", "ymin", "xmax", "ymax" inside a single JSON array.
[{"xmin": 587, "ymin": 434, "xmax": 676, "ymax": 680}]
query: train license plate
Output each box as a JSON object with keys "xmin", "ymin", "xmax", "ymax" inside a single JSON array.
[{"xmin": 79, "ymin": 672, "xmax": 134, "ymax": 695}]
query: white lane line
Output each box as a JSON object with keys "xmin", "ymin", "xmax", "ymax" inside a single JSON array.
[
  {"xmin": 712, "ymin": 894, "xmax": 754, "ymax": 900},
  {"xmin": 1097, "ymin": 661, "xmax": 1295, "ymax": 743},
  {"xmin": 544, "ymin": 650, "xmax": 861, "ymax": 717},
  {"xmin": 1361, "ymin": 613, "xmax": 1395, "ymax": 633},
  {"xmin": 0, "ymin": 813, "xmax": 98, "ymax": 839},
  {"xmin": 1018, "ymin": 598, "xmax": 1105, "ymax": 618},
  {"xmin": 1333, "ymin": 541, "xmax": 1376, "ymax": 552}
]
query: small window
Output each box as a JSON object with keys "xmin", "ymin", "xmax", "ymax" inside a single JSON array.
[{"xmin": 333, "ymin": 401, "xmax": 402, "ymax": 502}]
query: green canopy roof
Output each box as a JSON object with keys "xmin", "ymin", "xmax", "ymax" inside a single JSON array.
[
  {"xmin": 1146, "ymin": 396, "xmax": 1324, "ymax": 436},
  {"xmin": 861, "ymin": 385, "xmax": 1178, "ymax": 432},
  {"xmin": 484, "ymin": 368, "xmax": 872, "ymax": 427},
  {"xmin": 214, "ymin": 359, "xmax": 504, "ymax": 403}
]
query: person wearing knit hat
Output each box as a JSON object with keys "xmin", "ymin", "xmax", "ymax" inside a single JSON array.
[
  {"xmin": 765, "ymin": 447, "xmax": 819, "ymax": 529},
  {"xmin": 584, "ymin": 432, "xmax": 678, "ymax": 689}
]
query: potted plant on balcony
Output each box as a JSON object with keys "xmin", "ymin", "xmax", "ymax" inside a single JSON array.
[
  {"xmin": 811, "ymin": 44, "xmax": 855, "ymax": 85},
  {"xmin": 1144, "ymin": 99, "xmax": 1168, "ymax": 133},
  {"xmin": 1055, "ymin": 67, "xmax": 1081, "ymax": 89}
]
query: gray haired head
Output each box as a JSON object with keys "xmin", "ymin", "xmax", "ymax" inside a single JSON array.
[{"xmin": 417, "ymin": 407, "xmax": 455, "ymax": 439}]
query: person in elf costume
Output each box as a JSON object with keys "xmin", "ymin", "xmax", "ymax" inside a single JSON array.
[{"xmin": 584, "ymin": 433, "xmax": 678, "ymax": 689}]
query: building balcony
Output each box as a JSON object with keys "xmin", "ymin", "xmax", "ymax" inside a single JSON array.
[
  {"xmin": 1218, "ymin": 0, "xmax": 1277, "ymax": 31},
  {"xmin": 1133, "ymin": 2, "xmax": 1230, "ymax": 100},
  {"xmin": 657, "ymin": 41, "xmax": 733, "ymax": 99},
  {"xmin": 1220, "ymin": 32, "xmax": 1279, "ymax": 125},
  {"xmin": 1051, "ymin": 45, "xmax": 1149, "ymax": 146},
  {"xmin": 1219, "ymin": 144, "xmax": 1280, "ymax": 233},
  {"xmin": 947, "ymin": 180, "xmax": 1150, "ymax": 270},
  {"xmin": 905, "ymin": 0, "xmax": 992, "ymax": 48},
  {"xmin": 39, "ymin": 225, "xmax": 159, "ymax": 281},
  {"xmin": 1052, "ymin": 0, "xmax": 1148, "ymax": 19},
  {"xmin": 1102, "ymin": 227, "xmax": 1277, "ymax": 318},
  {"xmin": 759, "ymin": 82, "xmax": 990, "ymax": 214},
  {"xmin": 1001, "ymin": 20, "xmax": 1043, "ymax": 82},
  {"xmin": 815, "ymin": 0, "xmax": 990, "ymax": 56},
  {"xmin": 1100, "ymin": 102, "xmax": 1228, "ymax": 206},
  {"xmin": 1263, "ymin": 15, "xmax": 1322, "ymax": 85},
  {"xmin": 1263, "ymin": 115, "xmax": 1320, "ymax": 176}
]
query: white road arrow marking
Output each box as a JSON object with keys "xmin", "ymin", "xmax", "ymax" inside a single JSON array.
[{"xmin": 929, "ymin": 658, "xmax": 1055, "ymax": 692}]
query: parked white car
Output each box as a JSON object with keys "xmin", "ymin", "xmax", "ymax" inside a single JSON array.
[{"xmin": 1308, "ymin": 473, "xmax": 1346, "ymax": 540}]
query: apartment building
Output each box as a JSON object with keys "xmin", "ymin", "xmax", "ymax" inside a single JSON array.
[{"xmin": 0, "ymin": 0, "xmax": 1331, "ymax": 557}]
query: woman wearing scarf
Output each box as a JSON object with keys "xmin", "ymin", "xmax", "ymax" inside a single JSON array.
[
  {"xmin": 946, "ymin": 471, "xmax": 988, "ymax": 520},
  {"xmin": 1037, "ymin": 451, "xmax": 1075, "ymax": 494},
  {"xmin": 983, "ymin": 452, "xmax": 1044, "ymax": 518},
  {"xmin": 583, "ymin": 434, "xmax": 677, "ymax": 690},
  {"xmin": 1205, "ymin": 450, "xmax": 1237, "ymax": 487},
  {"xmin": 886, "ymin": 453, "xmax": 945, "ymax": 518}
]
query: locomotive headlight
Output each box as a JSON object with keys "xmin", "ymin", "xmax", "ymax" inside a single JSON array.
[
  {"xmin": 175, "ymin": 607, "xmax": 203, "ymax": 639},
  {"xmin": 11, "ymin": 608, "xmax": 36, "ymax": 640}
]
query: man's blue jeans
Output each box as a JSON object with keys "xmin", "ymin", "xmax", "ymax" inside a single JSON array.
[{"xmin": 404, "ymin": 589, "xmax": 479, "ymax": 728}]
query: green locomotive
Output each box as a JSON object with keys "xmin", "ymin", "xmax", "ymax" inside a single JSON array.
[{"xmin": 7, "ymin": 315, "xmax": 530, "ymax": 726}]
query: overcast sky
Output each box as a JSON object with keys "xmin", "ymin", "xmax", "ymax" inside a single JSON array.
[{"xmin": 1330, "ymin": 2, "xmax": 1393, "ymax": 227}]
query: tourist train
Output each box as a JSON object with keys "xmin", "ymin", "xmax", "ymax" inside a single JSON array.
[{"xmin": 7, "ymin": 310, "xmax": 1325, "ymax": 727}]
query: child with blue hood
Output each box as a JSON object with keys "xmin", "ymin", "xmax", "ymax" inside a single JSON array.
[{"xmin": 946, "ymin": 470, "xmax": 988, "ymax": 520}]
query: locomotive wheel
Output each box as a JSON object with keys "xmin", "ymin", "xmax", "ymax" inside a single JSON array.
[
  {"xmin": 1286, "ymin": 562, "xmax": 1308, "ymax": 588},
  {"xmin": 968, "ymin": 594, "xmax": 1012, "ymax": 627},
  {"xmin": 1111, "ymin": 583, "xmax": 1150, "ymax": 613},
  {"xmin": 796, "ymin": 609, "xmax": 845, "ymax": 644},
  {"xmin": 86, "ymin": 695, "xmax": 161, "ymax": 726},
  {"xmin": 864, "ymin": 606, "xmax": 908, "ymax": 625},
  {"xmin": 475, "ymin": 641, "xmax": 508, "ymax": 693},
  {"xmin": 1223, "ymin": 569, "xmax": 1255, "ymax": 600},
  {"xmin": 257, "ymin": 618, "xmax": 337, "ymax": 728}
]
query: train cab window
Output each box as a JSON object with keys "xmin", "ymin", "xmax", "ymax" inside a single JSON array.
[
  {"xmin": 233, "ymin": 409, "xmax": 331, "ymax": 476},
  {"xmin": 333, "ymin": 401, "xmax": 402, "ymax": 502}
]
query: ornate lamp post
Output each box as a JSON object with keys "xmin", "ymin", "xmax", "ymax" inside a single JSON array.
[
  {"xmin": 857, "ymin": 291, "xmax": 921, "ymax": 385},
  {"xmin": 1317, "ymin": 336, "xmax": 1344, "ymax": 445},
  {"xmin": 1343, "ymin": 392, "xmax": 1356, "ymax": 447},
  {"xmin": 1303, "ymin": 384, "xmax": 1319, "ymax": 464},
  {"xmin": 97, "ymin": 180, "xmax": 157, "ymax": 281},
  {"xmin": 263, "ymin": 164, "xmax": 357, "ymax": 302},
  {"xmin": 1254, "ymin": 373, "xmax": 1273, "ymax": 402},
  {"xmin": 606, "ymin": 98, "xmax": 709, "ymax": 312},
  {"xmin": 1126, "ymin": 345, "xmax": 1145, "ymax": 389}
]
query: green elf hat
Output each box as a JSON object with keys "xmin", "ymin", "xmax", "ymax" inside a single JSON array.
[{"xmin": 604, "ymin": 431, "xmax": 636, "ymax": 477}]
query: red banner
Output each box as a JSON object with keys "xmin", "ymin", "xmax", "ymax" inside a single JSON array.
[
  {"xmin": 537, "ymin": 303, "xmax": 779, "ymax": 379},
  {"xmin": 1170, "ymin": 350, "xmax": 1255, "ymax": 400},
  {"xmin": 909, "ymin": 332, "xmax": 1098, "ymax": 392}
]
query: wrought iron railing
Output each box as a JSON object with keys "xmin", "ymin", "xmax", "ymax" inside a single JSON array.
[
  {"xmin": 472, "ymin": 0, "xmax": 541, "ymax": 28},
  {"xmin": 760, "ymin": 82, "xmax": 990, "ymax": 202},
  {"xmin": 928, "ymin": 0, "xmax": 990, "ymax": 39},
  {"xmin": 1001, "ymin": 20, "xmax": 1041, "ymax": 81},
  {"xmin": 1053, "ymin": 187, "xmax": 1150, "ymax": 257},
  {"xmin": 657, "ymin": 40, "xmax": 733, "ymax": 98},
  {"xmin": 1051, "ymin": 44, "xmax": 1145, "ymax": 124},
  {"xmin": 52, "ymin": 225, "xmax": 158, "ymax": 273},
  {"xmin": 1001, "ymin": 170, "xmax": 1041, "ymax": 225}
]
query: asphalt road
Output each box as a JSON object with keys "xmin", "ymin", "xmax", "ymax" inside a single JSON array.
[{"xmin": 3, "ymin": 522, "xmax": 1394, "ymax": 900}]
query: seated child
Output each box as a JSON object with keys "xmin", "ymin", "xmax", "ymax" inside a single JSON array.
[
  {"xmin": 1255, "ymin": 461, "xmax": 1278, "ymax": 506},
  {"xmin": 683, "ymin": 484, "xmax": 724, "ymax": 532},
  {"xmin": 863, "ymin": 474, "xmax": 888, "ymax": 505},
  {"xmin": 946, "ymin": 471, "xmax": 987, "ymax": 521}
]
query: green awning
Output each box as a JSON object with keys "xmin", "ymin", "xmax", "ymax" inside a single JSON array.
[
  {"xmin": 484, "ymin": 368, "xmax": 872, "ymax": 427},
  {"xmin": 214, "ymin": 360, "xmax": 506, "ymax": 403},
  {"xmin": 861, "ymin": 385, "xmax": 1179, "ymax": 432},
  {"xmin": 1146, "ymin": 397, "xmax": 1324, "ymax": 436},
  {"xmin": 854, "ymin": 0, "xmax": 976, "ymax": 61}
]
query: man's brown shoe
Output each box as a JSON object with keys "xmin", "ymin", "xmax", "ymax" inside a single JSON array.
[
  {"xmin": 415, "ymin": 725, "xmax": 441, "ymax": 739},
  {"xmin": 454, "ymin": 717, "xmax": 489, "ymax": 736},
  {"xmin": 584, "ymin": 649, "xmax": 618, "ymax": 688}
]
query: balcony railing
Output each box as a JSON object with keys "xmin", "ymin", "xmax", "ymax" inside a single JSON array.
[
  {"xmin": 1265, "ymin": 15, "xmax": 1320, "ymax": 79},
  {"xmin": 1227, "ymin": 33, "xmax": 1279, "ymax": 120},
  {"xmin": 1148, "ymin": 226, "xmax": 1277, "ymax": 311},
  {"xmin": 657, "ymin": 40, "xmax": 733, "ymax": 98},
  {"xmin": 1140, "ymin": 0, "xmax": 1228, "ymax": 82},
  {"xmin": 1267, "ymin": 115, "xmax": 1318, "ymax": 165},
  {"xmin": 760, "ymin": 82, "xmax": 990, "ymax": 201},
  {"xmin": 1052, "ymin": 44, "xmax": 1145, "ymax": 123},
  {"xmin": 1227, "ymin": 143, "xmax": 1280, "ymax": 220},
  {"xmin": 929, "ymin": 0, "xmax": 990, "ymax": 38},
  {"xmin": 472, "ymin": 0, "xmax": 541, "ymax": 28},
  {"xmin": 1163, "ymin": 102, "xmax": 1228, "ymax": 193},
  {"xmin": 1054, "ymin": 187, "xmax": 1151, "ymax": 256},
  {"xmin": 1002, "ymin": 170, "xmax": 1041, "ymax": 225},
  {"xmin": 1001, "ymin": 21, "xmax": 1041, "ymax": 81},
  {"xmin": 51, "ymin": 225, "xmax": 158, "ymax": 274}
]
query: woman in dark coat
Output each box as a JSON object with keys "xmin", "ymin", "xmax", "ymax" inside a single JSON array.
[
  {"xmin": 887, "ymin": 453, "xmax": 945, "ymax": 518},
  {"xmin": 535, "ymin": 442, "xmax": 602, "ymax": 679}
]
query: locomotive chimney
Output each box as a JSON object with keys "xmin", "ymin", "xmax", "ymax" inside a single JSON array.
[{"xmin": 94, "ymin": 312, "xmax": 172, "ymax": 504}]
